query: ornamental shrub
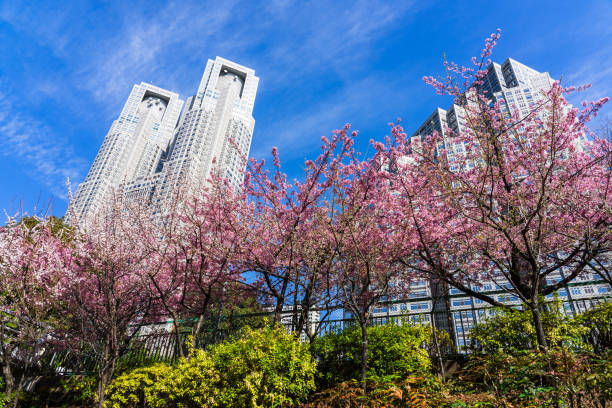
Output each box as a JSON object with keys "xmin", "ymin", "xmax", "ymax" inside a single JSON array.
[
  {"xmin": 207, "ymin": 325, "xmax": 317, "ymax": 408},
  {"xmin": 105, "ymin": 363, "xmax": 175, "ymax": 408},
  {"xmin": 460, "ymin": 348, "xmax": 611, "ymax": 408},
  {"xmin": 147, "ymin": 350, "xmax": 220, "ymax": 408},
  {"xmin": 469, "ymin": 298, "xmax": 589, "ymax": 354},
  {"xmin": 105, "ymin": 325, "xmax": 316, "ymax": 408},
  {"xmin": 577, "ymin": 301, "xmax": 612, "ymax": 353},
  {"xmin": 311, "ymin": 323, "xmax": 433, "ymax": 387}
]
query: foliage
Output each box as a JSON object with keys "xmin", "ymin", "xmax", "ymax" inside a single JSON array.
[
  {"xmin": 577, "ymin": 301, "xmax": 612, "ymax": 353},
  {"xmin": 61, "ymin": 375, "xmax": 97, "ymax": 405},
  {"xmin": 0, "ymin": 376, "xmax": 7, "ymax": 408},
  {"xmin": 302, "ymin": 376, "xmax": 433, "ymax": 408},
  {"xmin": 15, "ymin": 375, "xmax": 97, "ymax": 408},
  {"xmin": 207, "ymin": 325, "xmax": 317, "ymax": 407},
  {"xmin": 105, "ymin": 325, "xmax": 316, "ymax": 408},
  {"xmin": 469, "ymin": 299, "xmax": 590, "ymax": 354},
  {"xmin": 459, "ymin": 348, "xmax": 611, "ymax": 408},
  {"xmin": 105, "ymin": 362, "xmax": 206, "ymax": 408},
  {"xmin": 311, "ymin": 323, "xmax": 434, "ymax": 387}
]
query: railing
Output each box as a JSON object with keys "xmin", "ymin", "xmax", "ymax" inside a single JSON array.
[{"xmin": 39, "ymin": 295, "xmax": 610, "ymax": 375}]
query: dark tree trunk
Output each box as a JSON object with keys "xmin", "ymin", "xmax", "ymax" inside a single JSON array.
[
  {"xmin": 171, "ymin": 314, "xmax": 184, "ymax": 360},
  {"xmin": 360, "ymin": 318, "xmax": 369, "ymax": 394},
  {"xmin": 95, "ymin": 343, "xmax": 118, "ymax": 408},
  {"xmin": 530, "ymin": 301, "xmax": 548, "ymax": 352},
  {"xmin": 190, "ymin": 313, "xmax": 206, "ymax": 356},
  {"xmin": 2, "ymin": 358, "xmax": 15, "ymax": 398},
  {"xmin": 273, "ymin": 298, "xmax": 285, "ymax": 326}
]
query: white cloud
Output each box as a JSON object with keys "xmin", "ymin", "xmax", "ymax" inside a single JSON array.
[{"xmin": 0, "ymin": 87, "xmax": 88, "ymax": 200}]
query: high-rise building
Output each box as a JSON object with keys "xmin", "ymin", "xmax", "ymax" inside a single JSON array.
[
  {"xmin": 70, "ymin": 83, "xmax": 183, "ymax": 220},
  {"xmin": 411, "ymin": 58, "xmax": 555, "ymax": 172},
  {"xmin": 70, "ymin": 57, "xmax": 259, "ymax": 223}
]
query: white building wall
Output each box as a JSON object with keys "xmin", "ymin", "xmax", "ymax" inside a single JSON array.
[{"xmin": 70, "ymin": 57, "xmax": 258, "ymax": 224}]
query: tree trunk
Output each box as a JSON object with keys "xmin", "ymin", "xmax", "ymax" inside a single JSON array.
[
  {"xmin": 430, "ymin": 316, "xmax": 445, "ymax": 381},
  {"xmin": 11, "ymin": 372, "xmax": 26, "ymax": 408},
  {"xmin": 273, "ymin": 300, "xmax": 285, "ymax": 326},
  {"xmin": 171, "ymin": 314, "xmax": 184, "ymax": 360},
  {"xmin": 530, "ymin": 302, "xmax": 548, "ymax": 352},
  {"xmin": 2, "ymin": 358, "xmax": 15, "ymax": 398},
  {"xmin": 360, "ymin": 320, "xmax": 369, "ymax": 394},
  {"xmin": 96, "ymin": 350, "xmax": 118, "ymax": 408},
  {"xmin": 96, "ymin": 365, "xmax": 113, "ymax": 408},
  {"xmin": 190, "ymin": 313, "xmax": 206, "ymax": 357}
]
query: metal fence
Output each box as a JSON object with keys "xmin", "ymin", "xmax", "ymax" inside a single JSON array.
[{"xmin": 40, "ymin": 295, "xmax": 610, "ymax": 375}]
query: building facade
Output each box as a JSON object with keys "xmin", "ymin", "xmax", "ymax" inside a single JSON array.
[{"xmin": 70, "ymin": 57, "xmax": 259, "ymax": 223}]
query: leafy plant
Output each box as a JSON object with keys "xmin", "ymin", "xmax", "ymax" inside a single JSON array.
[
  {"xmin": 302, "ymin": 376, "xmax": 431, "ymax": 407},
  {"xmin": 577, "ymin": 301, "xmax": 612, "ymax": 353},
  {"xmin": 105, "ymin": 325, "xmax": 316, "ymax": 408},
  {"xmin": 208, "ymin": 325, "xmax": 316, "ymax": 407},
  {"xmin": 469, "ymin": 298, "xmax": 590, "ymax": 354},
  {"xmin": 459, "ymin": 348, "xmax": 611, "ymax": 408},
  {"xmin": 311, "ymin": 323, "xmax": 434, "ymax": 387},
  {"xmin": 105, "ymin": 364, "xmax": 175, "ymax": 408}
]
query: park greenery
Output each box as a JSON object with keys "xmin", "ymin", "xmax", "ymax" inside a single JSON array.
[
  {"xmin": 11, "ymin": 302, "xmax": 612, "ymax": 407},
  {"xmin": 1, "ymin": 31, "xmax": 611, "ymax": 407}
]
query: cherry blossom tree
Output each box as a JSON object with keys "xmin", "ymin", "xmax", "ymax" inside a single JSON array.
[
  {"xmin": 386, "ymin": 30, "xmax": 611, "ymax": 350},
  {"xmin": 587, "ymin": 118, "xmax": 612, "ymax": 286},
  {"xmin": 241, "ymin": 129, "xmax": 353, "ymax": 326},
  {"xmin": 287, "ymin": 210, "xmax": 339, "ymax": 342},
  {"xmin": 142, "ymin": 175, "xmax": 251, "ymax": 358},
  {"xmin": 324, "ymin": 126, "xmax": 408, "ymax": 390},
  {"xmin": 0, "ymin": 214, "xmax": 67, "ymax": 407},
  {"xmin": 60, "ymin": 191, "xmax": 155, "ymax": 408}
]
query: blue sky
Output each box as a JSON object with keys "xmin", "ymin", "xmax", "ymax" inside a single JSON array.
[{"xmin": 0, "ymin": 0, "xmax": 610, "ymax": 217}]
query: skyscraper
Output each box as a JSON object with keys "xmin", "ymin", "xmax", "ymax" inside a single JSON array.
[
  {"xmin": 411, "ymin": 58, "xmax": 555, "ymax": 172},
  {"xmin": 70, "ymin": 83, "xmax": 183, "ymax": 220},
  {"xmin": 70, "ymin": 57, "xmax": 259, "ymax": 223}
]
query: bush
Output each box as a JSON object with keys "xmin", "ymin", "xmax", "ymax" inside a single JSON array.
[
  {"xmin": 105, "ymin": 364, "xmax": 177, "ymax": 408},
  {"xmin": 577, "ymin": 301, "xmax": 612, "ymax": 353},
  {"xmin": 311, "ymin": 323, "xmax": 434, "ymax": 387},
  {"xmin": 302, "ymin": 376, "xmax": 432, "ymax": 408},
  {"xmin": 469, "ymin": 299, "xmax": 589, "ymax": 354},
  {"xmin": 459, "ymin": 348, "xmax": 611, "ymax": 408},
  {"xmin": 9, "ymin": 375, "xmax": 97, "ymax": 408},
  {"xmin": 105, "ymin": 325, "xmax": 316, "ymax": 408},
  {"xmin": 208, "ymin": 325, "xmax": 316, "ymax": 407}
]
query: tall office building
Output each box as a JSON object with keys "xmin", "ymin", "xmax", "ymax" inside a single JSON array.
[
  {"xmin": 161, "ymin": 57, "xmax": 258, "ymax": 194},
  {"xmin": 70, "ymin": 83, "xmax": 183, "ymax": 220},
  {"xmin": 70, "ymin": 57, "xmax": 259, "ymax": 223},
  {"xmin": 411, "ymin": 58, "xmax": 555, "ymax": 172}
]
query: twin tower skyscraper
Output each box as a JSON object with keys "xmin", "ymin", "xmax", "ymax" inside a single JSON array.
[{"xmin": 70, "ymin": 57, "xmax": 259, "ymax": 222}]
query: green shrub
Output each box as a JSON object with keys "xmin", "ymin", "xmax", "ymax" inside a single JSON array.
[
  {"xmin": 105, "ymin": 363, "xmax": 175, "ymax": 408},
  {"xmin": 311, "ymin": 323, "xmax": 433, "ymax": 387},
  {"xmin": 460, "ymin": 348, "xmax": 611, "ymax": 408},
  {"xmin": 208, "ymin": 325, "xmax": 317, "ymax": 407},
  {"xmin": 105, "ymin": 325, "xmax": 316, "ymax": 408},
  {"xmin": 149, "ymin": 350, "xmax": 220, "ymax": 408},
  {"xmin": 469, "ymin": 299, "xmax": 589, "ymax": 354},
  {"xmin": 577, "ymin": 301, "xmax": 612, "ymax": 353}
]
